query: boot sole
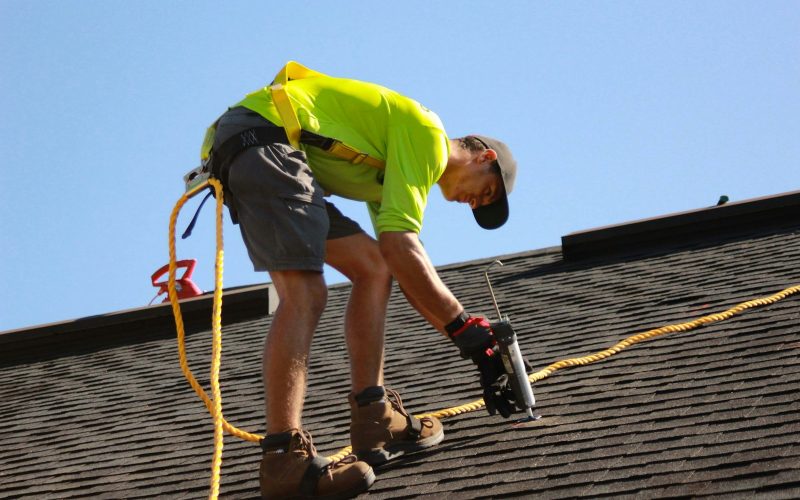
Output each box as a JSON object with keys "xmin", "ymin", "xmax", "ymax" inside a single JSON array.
[{"xmin": 356, "ymin": 427, "xmax": 445, "ymax": 467}]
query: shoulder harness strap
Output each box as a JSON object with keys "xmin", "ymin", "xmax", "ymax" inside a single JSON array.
[{"xmin": 269, "ymin": 61, "xmax": 385, "ymax": 170}]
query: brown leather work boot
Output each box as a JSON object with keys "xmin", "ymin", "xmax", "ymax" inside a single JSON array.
[
  {"xmin": 349, "ymin": 386, "xmax": 444, "ymax": 466},
  {"xmin": 259, "ymin": 428, "xmax": 374, "ymax": 499}
]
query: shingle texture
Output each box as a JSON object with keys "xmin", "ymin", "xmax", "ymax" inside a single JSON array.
[{"xmin": 1, "ymin": 202, "xmax": 799, "ymax": 499}]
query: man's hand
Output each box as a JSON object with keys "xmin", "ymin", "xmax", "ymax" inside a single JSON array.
[
  {"xmin": 474, "ymin": 346, "xmax": 517, "ymax": 418},
  {"xmin": 447, "ymin": 314, "xmax": 516, "ymax": 418}
]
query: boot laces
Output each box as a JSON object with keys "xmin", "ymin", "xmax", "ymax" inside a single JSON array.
[
  {"xmin": 386, "ymin": 388, "xmax": 434, "ymax": 428},
  {"xmin": 386, "ymin": 388, "xmax": 409, "ymax": 417},
  {"xmin": 290, "ymin": 429, "xmax": 354, "ymax": 482},
  {"xmin": 287, "ymin": 428, "xmax": 318, "ymax": 459}
]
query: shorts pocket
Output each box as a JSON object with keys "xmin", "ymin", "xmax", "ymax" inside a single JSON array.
[
  {"xmin": 273, "ymin": 195, "xmax": 329, "ymax": 260},
  {"xmin": 282, "ymin": 196, "xmax": 314, "ymax": 215},
  {"xmin": 280, "ymin": 191, "xmax": 322, "ymax": 206}
]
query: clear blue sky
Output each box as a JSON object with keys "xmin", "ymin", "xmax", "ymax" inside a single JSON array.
[{"xmin": 1, "ymin": 1, "xmax": 798, "ymax": 332}]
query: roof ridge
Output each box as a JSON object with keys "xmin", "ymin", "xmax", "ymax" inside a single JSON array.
[{"xmin": 562, "ymin": 189, "xmax": 800, "ymax": 259}]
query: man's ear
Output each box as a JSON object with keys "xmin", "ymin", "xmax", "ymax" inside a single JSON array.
[{"xmin": 481, "ymin": 148, "xmax": 498, "ymax": 164}]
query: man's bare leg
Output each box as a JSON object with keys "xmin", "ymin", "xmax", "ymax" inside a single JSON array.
[
  {"xmin": 326, "ymin": 233, "xmax": 392, "ymax": 394},
  {"xmin": 263, "ymin": 269, "xmax": 328, "ymax": 433},
  {"xmin": 328, "ymin": 233, "xmax": 444, "ymax": 465}
]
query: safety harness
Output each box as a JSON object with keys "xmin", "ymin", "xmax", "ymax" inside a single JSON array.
[
  {"xmin": 182, "ymin": 61, "xmax": 386, "ymax": 238},
  {"xmin": 208, "ymin": 125, "xmax": 379, "ymax": 189},
  {"xmin": 198, "ymin": 61, "xmax": 385, "ymax": 184}
]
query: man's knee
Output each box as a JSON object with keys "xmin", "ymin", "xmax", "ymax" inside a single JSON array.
[
  {"xmin": 352, "ymin": 249, "xmax": 392, "ymax": 290},
  {"xmin": 328, "ymin": 234, "xmax": 392, "ymax": 291},
  {"xmin": 272, "ymin": 271, "xmax": 328, "ymax": 316}
]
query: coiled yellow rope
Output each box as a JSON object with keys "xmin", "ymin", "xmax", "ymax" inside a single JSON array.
[{"xmin": 168, "ymin": 179, "xmax": 800, "ymax": 493}]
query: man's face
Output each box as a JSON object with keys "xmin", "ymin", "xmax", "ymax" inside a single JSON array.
[{"xmin": 446, "ymin": 161, "xmax": 504, "ymax": 209}]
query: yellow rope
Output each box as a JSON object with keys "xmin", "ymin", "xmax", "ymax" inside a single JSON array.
[
  {"xmin": 527, "ymin": 283, "xmax": 800, "ymax": 383},
  {"xmin": 169, "ymin": 180, "xmax": 255, "ymax": 500},
  {"xmin": 168, "ymin": 179, "xmax": 800, "ymax": 489},
  {"xmin": 412, "ymin": 281, "xmax": 800, "ymax": 428}
]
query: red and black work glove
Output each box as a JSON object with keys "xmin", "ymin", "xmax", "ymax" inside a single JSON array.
[{"xmin": 446, "ymin": 312, "xmax": 516, "ymax": 418}]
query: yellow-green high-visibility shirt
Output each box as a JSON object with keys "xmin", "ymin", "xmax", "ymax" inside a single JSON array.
[{"xmin": 233, "ymin": 68, "xmax": 450, "ymax": 235}]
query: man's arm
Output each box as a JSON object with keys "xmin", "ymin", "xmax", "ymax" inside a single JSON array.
[
  {"xmin": 378, "ymin": 231, "xmax": 462, "ymax": 333},
  {"xmin": 380, "ymin": 230, "xmax": 518, "ymax": 417}
]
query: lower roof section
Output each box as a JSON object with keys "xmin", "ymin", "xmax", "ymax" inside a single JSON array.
[{"xmin": 1, "ymin": 199, "xmax": 799, "ymax": 498}]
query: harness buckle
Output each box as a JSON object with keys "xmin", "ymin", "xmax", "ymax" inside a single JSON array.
[
  {"xmin": 350, "ymin": 152, "xmax": 369, "ymax": 165},
  {"xmin": 184, "ymin": 163, "xmax": 211, "ymax": 193}
]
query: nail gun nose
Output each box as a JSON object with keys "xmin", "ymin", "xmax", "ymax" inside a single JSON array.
[{"xmin": 512, "ymin": 410, "xmax": 541, "ymax": 429}]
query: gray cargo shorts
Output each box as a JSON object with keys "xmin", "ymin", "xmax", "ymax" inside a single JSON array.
[{"xmin": 214, "ymin": 107, "xmax": 364, "ymax": 272}]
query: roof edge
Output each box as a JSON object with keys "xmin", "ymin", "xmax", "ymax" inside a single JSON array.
[
  {"xmin": 561, "ymin": 189, "xmax": 800, "ymax": 260},
  {"xmin": 0, "ymin": 284, "xmax": 273, "ymax": 346}
]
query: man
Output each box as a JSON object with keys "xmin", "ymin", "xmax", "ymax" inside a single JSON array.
[{"xmin": 203, "ymin": 62, "xmax": 518, "ymax": 498}]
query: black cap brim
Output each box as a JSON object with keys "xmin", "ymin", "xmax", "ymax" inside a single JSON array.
[
  {"xmin": 473, "ymin": 195, "xmax": 509, "ymax": 230},
  {"xmin": 470, "ymin": 135, "xmax": 515, "ymax": 230}
]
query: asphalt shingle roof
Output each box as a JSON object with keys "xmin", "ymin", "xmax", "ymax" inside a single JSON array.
[{"xmin": 1, "ymin": 192, "xmax": 799, "ymax": 498}]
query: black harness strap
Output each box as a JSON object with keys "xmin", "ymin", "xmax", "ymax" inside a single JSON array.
[
  {"xmin": 182, "ymin": 126, "xmax": 342, "ymax": 238},
  {"xmin": 208, "ymin": 126, "xmax": 290, "ymax": 185},
  {"xmin": 208, "ymin": 126, "xmax": 337, "ymax": 185}
]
